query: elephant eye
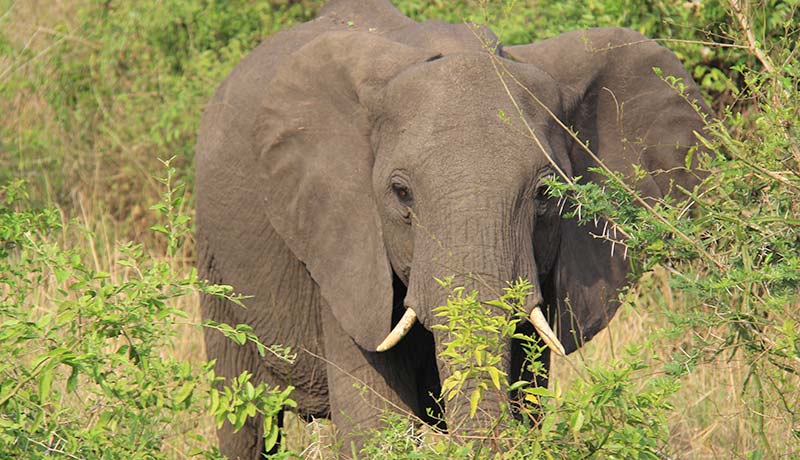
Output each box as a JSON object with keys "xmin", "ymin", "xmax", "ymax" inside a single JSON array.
[{"xmin": 392, "ymin": 183, "xmax": 412, "ymax": 203}]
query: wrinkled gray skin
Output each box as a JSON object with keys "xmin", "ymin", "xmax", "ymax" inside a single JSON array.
[{"xmin": 196, "ymin": 0, "xmax": 708, "ymax": 457}]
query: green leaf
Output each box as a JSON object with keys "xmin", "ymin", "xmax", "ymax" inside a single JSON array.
[
  {"xmin": 175, "ymin": 382, "xmax": 195, "ymax": 405},
  {"xmin": 283, "ymin": 397, "xmax": 297, "ymax": 409},
  {"xmin": 540, "ymin": 413, "xmax": 555, "ymax": 434},
  {"xmin": 209, "ymin": 388, "xmax": 220, "ymax": 414},
  {"xmin": 150, "ymin": 224, "xmax": 169, "ymax": 235},
  {"xmin": 469, "ymin": 387, "xmax": 482, "ymax": 418},
  {"xmin": 54, "ymin": 268, "xmax": 70, "ymax": 284},
  {"xmin": 149, "ymin": 203, "xmax": 167, "ymax": 213},
  {"xmin": 483, "ymin": 299, "xmax": 506, "ymax": 308},
  {"xmin": 236, "ymin": 409, "xmax": 248, "ymax": 430},
  {"xmin": 525, "ymin": 386, "xmax": 554, "ymax": 397},
  {"xmin": 92, "ymin": 411, "xmax": 112, "ymax": 435},
  {"xmin": 473, "ymin": 349, "xmax": 483, "ymax": 365},
  {"xmin": 263, "ymin": 418, "xmax": 280, "ymax": 451},
  {"xmin": 66, "ymin": 365, "xmax": 79, "ymax": 393},
  {"xmin": 245, "ymin": 402, "xmax": 257, "ymax": 418},
  {"xmin": 39, "ymin": 367, "xmax": 53, "ymax": 401},
  {"xmin": 570, "ymin": 409, "xmax": 584, "ymax": 436},
  {"xmin": 487, "ymin": 367, "xmax": 503, "ymax": 390},
  {"xmin": 685, "ymin": 145, "xmax": 696, "ymax": 170}
]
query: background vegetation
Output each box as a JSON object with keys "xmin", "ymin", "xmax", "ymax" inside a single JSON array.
[{"xmin": 1, "ymin": 0, "xmax": 797, "ymax": 458}]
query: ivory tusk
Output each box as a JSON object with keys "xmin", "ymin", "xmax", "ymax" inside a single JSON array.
[
  {"xmin": 529, "ymin": 307, "xmax": 566, "ymax": 357},
  {"xmin": 376, "ymin": 308, "xmax": 418, "ymax": 352}
]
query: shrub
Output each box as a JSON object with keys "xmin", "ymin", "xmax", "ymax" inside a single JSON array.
[
  {"xmin": 540, "ymin": 4, "xmax": 800, "ymax": 457},
  {"xmin": 0, "ymin": 161, "xmax": 295, "ymax": 459},
  {"xmin": 356, "ymin": 281, "xmax": 680, "ymax": 459},
  {"xmin": 0, "ymin": 1, "xmax": 315, "ymax": 234}
]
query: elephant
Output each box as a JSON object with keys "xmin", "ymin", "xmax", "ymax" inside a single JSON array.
[{"xmin": 195, "ymin": 0, "xmax": 709, "ymax": 457}]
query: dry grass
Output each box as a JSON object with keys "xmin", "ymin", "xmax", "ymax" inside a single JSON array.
[
  {"xmin": 553, "ymin": 269, "xmax": 799, "ymax": 459},
  {"xmin": 2, "ymin": 0, "xmax": 182, "ymax": 244}
]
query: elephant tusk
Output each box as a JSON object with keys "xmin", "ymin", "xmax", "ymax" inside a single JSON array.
[
  {"xmin": 376, "ymin": 308, "xmax": 418, "ymax": 352},
  {"xmin": 529, "ymin": 307, "xmax": 566, "ymax": 357}
]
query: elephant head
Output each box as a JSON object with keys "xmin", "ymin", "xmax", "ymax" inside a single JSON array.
[{"xmin": 200, "ymin": 0, "xmax": 709, "ymax": 442}]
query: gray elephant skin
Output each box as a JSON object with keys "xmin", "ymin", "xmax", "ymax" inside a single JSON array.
[{"xmin": 195, "ymin": 0, "xmax": 708, "ymax": 457}]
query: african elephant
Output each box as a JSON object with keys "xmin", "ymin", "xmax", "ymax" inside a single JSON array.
[{"xmin": 195, "ymin": 0, "xmax": 709, "ymax": 457}]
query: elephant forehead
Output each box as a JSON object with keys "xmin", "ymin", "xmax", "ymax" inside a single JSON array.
[
  {"xmin": 377, "ymin": 55, "xmax": 560, "ymax": 180},
  {"xmin": 384, "ymin": 53, "xmax": 559, "ymax": 115},
  {"xmin": 386, "ymin": 54, "xmax": 498, "ymax": 106}
]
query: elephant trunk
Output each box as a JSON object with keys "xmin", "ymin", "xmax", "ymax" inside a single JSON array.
[
  {"xmin": 432, "ymin": 324, "xmax": 512, "ymax": 439},
  {"xmin": 404, "ymin": 203, "xmax": 542, "ymax": 438}
]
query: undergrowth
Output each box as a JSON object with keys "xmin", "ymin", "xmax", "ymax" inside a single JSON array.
[{"xmin": 0, "ymin": 162, "xmax": 295, "ymax": 459}]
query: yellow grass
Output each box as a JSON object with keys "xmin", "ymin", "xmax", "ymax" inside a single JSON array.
[{"xmin": 553, "ymin": 270, "xmax": 799, "ymax": 459}]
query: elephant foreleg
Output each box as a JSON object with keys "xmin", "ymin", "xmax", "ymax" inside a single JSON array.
[
  {"xmin": 203, "ymin": 313, "xmax": 268, "ymax": 460},
  {"xmin": 320, "ymin": 304, "xmax": 422, "ymax": 457}
]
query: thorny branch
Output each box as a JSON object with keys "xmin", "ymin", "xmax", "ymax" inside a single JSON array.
[
  {"xmin": 487, "ymin": 51, "xmax": 727, "ymax": 270},
  {"xmin": 728, "ymin": 0, "xmax": 800, "ymax": 164}
]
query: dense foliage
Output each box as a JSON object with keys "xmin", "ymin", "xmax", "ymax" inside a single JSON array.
[
  {"xmin": 0, "ymin": 163, "xmax": 296, "ymax": 459},
  {"xmin": 1, "ymin": 0, "xmax": 797, "ymax": 459}
]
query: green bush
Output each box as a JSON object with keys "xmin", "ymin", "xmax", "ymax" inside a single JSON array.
[
  {"xmin": 0, "ymin": 162, "xmax": 295, "ymax": 459},
  {"xmin": 356, "ymin": 281, "xmax": 679, "ymax": 459},
  {"xmin": 540, "ymin": 7, "xmax": 800, "ymax": 458},
  {"xmin": 1, "ymin": 0, "xmax": 315, "ymax": 229}
]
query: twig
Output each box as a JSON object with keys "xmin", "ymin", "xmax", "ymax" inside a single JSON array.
[
  {"xmin": 728, "ymin": 0, "xmax": 800, "ymax": 165},
  {"xmin": 728, "ymin": 0, "xmax": 775, "ymax": 73},
  {"xmin": 36, "ymin": 26, "xmax": 101, "ymax": 50},
  {"xmin": 0, "ymin": 31, "xmax": 65, "ymax": 83},
  {"xmin": 587, "ymin": 37, "xmax": 751, "ymax": 52}
]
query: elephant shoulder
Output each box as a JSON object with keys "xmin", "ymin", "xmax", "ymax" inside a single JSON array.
[{"xmin": 196, "ymin": 18, "xmax": 332, "ymax": 168}]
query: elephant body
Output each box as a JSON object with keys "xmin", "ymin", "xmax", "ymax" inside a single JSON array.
[{"xmin": 196, "ymin": 0, "xmax": 709, "ymax": 457}]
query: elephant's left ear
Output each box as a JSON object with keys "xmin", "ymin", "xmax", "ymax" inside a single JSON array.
[
  {"xmin": 507, "ymin": 27, "xmax": 710, "ymax": 353},
  {"xmin": 256, "ymin": 31, "xmax": 438, "ymax": 352}
]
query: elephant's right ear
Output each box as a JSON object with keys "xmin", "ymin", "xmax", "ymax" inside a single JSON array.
[
  {"xmin": 508, "ymin": 28, "xmax": 710, "ymax": 354},
  {"xmin": 256, "ymin": 32, "xmax": 437, "ymax": 352}
]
